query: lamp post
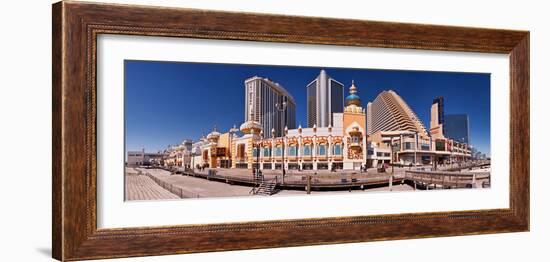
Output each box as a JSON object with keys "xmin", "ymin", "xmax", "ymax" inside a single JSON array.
[
  {"xmin": 191, "ymin": 151, "xmax": 194, "ymax": 173},
  {"xmin": 389, "ymin": 137, "xmax": 395, "ymax": 191},
  {"xmin": 258, "ymin": 131, "xmax": 263, "ymax": 172},
  {"xmin": 387, "ymin": 134, "xmax": 404, "ymax": 191},
  {"xmin": 414, "ymin": 131, "xmax": 418, "ymax": 166},
  {"xmin": 275, "ymin": 96, "xmax": 288, "ymax": 184},
  {"xmin": 461, "ymin": 137, "xmax": 466, "ymax": 164}
]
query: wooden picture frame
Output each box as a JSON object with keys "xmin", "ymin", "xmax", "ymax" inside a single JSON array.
[{"xmin": 52, "ymin": 1, "xmax": 529, "ymax": 261}]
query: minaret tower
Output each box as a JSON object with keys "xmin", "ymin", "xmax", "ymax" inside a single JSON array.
[{"xmin": 342, "ymin": 80, "xmax": 367, "ymax": 170}]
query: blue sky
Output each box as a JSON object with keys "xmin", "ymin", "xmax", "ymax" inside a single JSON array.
[{"xmin": 125, "ymin": 60, "xmax": 491, "ymax": 155}]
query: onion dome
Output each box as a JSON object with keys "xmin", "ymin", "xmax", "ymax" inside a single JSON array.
[
  {"xmin": 240, "ymin": 121, "xmax": 262, "ymax": 134},
  {"xmin": 206, "ymin": 126, "xmax": 221, "ymax": 141},
  {"xmin": 345, "ymin": 80, "xmax": 361, "ymax": 107}
]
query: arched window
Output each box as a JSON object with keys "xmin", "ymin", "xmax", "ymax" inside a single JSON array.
[
  {"xmin": 237, "ymin": 144, "xmax": 245, "ymax": 158},
  {"xmin": 303, "ymin": 144, "xmax": 311, "ymax": 156},
  {"xmin": 289, "ymin": 145, "xmax": 297, "ymax": 156},
  {"xmin": 318, "ymin": 144, "xmax": 326, "ymax": 155},
  {"xmin": 333, "ymin": 144, "xmax": 342, "ymax": 155},
  {"xmin": 263, "ymin": 147, "xmax": 271, "ymax": 157},
  {"xmin": 275, "ymin": 146, "xmax": 282, "ymax": 156}
]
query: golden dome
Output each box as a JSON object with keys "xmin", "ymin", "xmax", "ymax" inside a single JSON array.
[
  {"xmin": 240, "ymin": 121, "xmax": 262, "ymax": 134},
  {"xmin": 206, "ymin": 126, "xmax": 221, "ymax": 141}
]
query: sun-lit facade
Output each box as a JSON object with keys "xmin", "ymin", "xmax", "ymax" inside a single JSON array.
[
  {"xmin": 177, "ymin": 81, "xmax": 367, "ymax": 171},
  {"xmin": 151, "ymin": 75, "xmax": 472, "ymax": 172},
  {"xmin": 366, "ymin": 91, "xmax": 471, "ymax": 167}
]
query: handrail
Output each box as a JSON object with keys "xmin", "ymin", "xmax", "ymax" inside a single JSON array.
[{"xmin": 406, "ymin": 170, "xmax": 490, "ymax": 177}]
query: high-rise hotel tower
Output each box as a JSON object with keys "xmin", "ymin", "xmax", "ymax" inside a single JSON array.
[
  {"xmin": 366, "ymin": 90, "xmax": 429, "ymax": 138},
  {"xmin": 307, "ymin": 70, "xmax": 344, "ymax": 128},
  {"xmin": 244, "ymin": 76, "xmax": 296, "ymax": 138}
]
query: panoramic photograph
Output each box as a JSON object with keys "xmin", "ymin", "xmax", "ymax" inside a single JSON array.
[{"xmin": 124, "ymin": 60, "xmax": 491, "ymax": 201}]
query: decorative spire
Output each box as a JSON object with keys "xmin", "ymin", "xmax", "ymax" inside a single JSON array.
[
  {"xmin": 229, "ymin": 124, "xmax": 239, "ymax": 134},
  {"xmin": 346, "ymin": 80, "xmax": 361, "ymax": 107},
  {"xmin": 350, "ymin": 80, "xmax": 357, "ymax": 94}
]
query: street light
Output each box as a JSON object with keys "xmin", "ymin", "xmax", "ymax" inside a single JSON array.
[
  {"xmin": 414, "ymin": 131, "xmax": 418, "ymax": 166},
  {"xmin": 257, "ymin": 131, "xmax": 263, "ymax": 178},
  {"xmin": 191, "ymin": 151, "xmax": 194, "ymax": 173},
  {"xmin": 461, "ymin": 137, "xmax": 466, "ymax": 164},
  {"xmin": 275, "ymin": 96, "xmax": 288, "ymax": 183}
]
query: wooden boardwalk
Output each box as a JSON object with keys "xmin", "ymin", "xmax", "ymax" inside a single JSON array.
[
  {"xmin": 124, "ymin": 167, "xmax": 490, "ymax": 201},
  {"xmin": 404, "ymin": 170, "xmax": 491, "ymax": 189},
  {"xmin": 181, "ymin": 168, "xmax": 401, "ymax": 191},
  {"xmin": 124, "ymin": 171, "xmax": 179, "ymax": 201}
]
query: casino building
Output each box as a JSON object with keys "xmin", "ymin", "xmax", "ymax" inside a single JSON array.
[
  {"xmin": 365, "ymin": 91, "xmax": 471, "ymax": 167},
  {"xmin": 244, "ymin": 76, "xmax": 296, "ymax": 138},
  {"xmin": 307, "ymin": 70, "xmax": 345, "ymax": 128},
  {"xmin": 156, "ymin": 72, "xmax": 472, "ymax": 171},
  {"xmin": 187, "ymin": 81, "xmax": 367, "ymax": 171}
]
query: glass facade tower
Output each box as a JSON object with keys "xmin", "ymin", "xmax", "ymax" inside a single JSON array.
[
  {"xmin": 244, "ymin": 76, "xmax": 296, "ymax": 138},
  {"xmin": 444, "ymin": 114, "xmax": 470, "ymax": 144},
  {"xmin": 306, "ymin": 70, "xmax": 344, "ymax": 127}
]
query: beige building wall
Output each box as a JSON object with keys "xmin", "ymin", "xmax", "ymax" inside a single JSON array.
[
  {"xmin": 367, "ymin": 90, "xmax": 429, "ymax": 138},
  {"xmin": 430, "ymin": 103, "xmax": 445, "ymax": 139}
]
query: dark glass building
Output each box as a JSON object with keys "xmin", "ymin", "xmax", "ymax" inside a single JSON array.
[
  {"xmin": 444, "ymin": 114, "xmax": 470, "ymax": 144},
  {"xmin": 433, "ymin": 96, "xmax": 445, "ymax": 130},
  {"xmin": 307, "ymin": 70, "xmax": 344, "ymax": 127}
]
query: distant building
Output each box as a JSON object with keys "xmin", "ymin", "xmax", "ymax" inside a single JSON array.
[
  {"xmin": 366, "ymin": 91, "xmax": 471, "ymax": 166},
  {"xmin": 445, "ymin": 114, "xmax": 470, "ymax": 144},
  {"xmin": 307, "ymin": 70, "xmax": 344, "ymax": 128},
  {"xmin": 430, "ymin": 96, "xmax": 445, "ymax": 139},
  {"xmin": 126, "ymin": 149, "xmax": 163, "ymax": 166},
  {"xmin": 244, "ymin": 76, "xmax": 296, "ymax": 137},
  {"xmin": 366, "ymin": 90, "xmax": 429, "ymax": 138}
]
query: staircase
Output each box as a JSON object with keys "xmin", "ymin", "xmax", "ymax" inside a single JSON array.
[{"xmin": 251, "ymin": 177, "xmax": 278, "ymax": 196}]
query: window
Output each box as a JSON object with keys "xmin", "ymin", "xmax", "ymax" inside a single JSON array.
[
  {"xmin": 421, "ymin": 143, "xmax": 430, "ymax": 150},
  {"xmin": 289, "ymin": 145, "xmax": 297, "ymax": 156},
  {"xmin": 318, "ymin": 144, "xmax": 326, "ymax": 155},
  {"xmin": 404, "ymin": 142, "xmax": 413, "ymax": 150},
  {"xmin": 275, "ymin": 146, "xmax": 282, "ymax": 156},
  {"xmin": 384, "ymin": 153, "xmax": 390, "ymax": 157},
  {"xmin": 252, "ymin": 148, "xmax": 259, "ymax": 157},
  {"xmin": 237, "ymin": 144, "xmax": 245, "ymax": 158},
  {"xmin": 263, "ymin": 147, "xmax": 271, "ymax": 157},
  {"xmin": 367, "ymin": 149, "xmax": 373, "ymax": 155},
  {"xmin": 392, "ymin": 143, "xmax": 400, "ymax": 151},
  {"xmin": 436, "ymin": 140, "xmax": 445, "ymax": 151},
  {"xmin": 333, "ymin": 144, "xmax": 342, "ymax": 155},
  {"xmin": 303, "ymin": 144, "xmax": 311, "ymax": 156},
  {"xmin": 377, "ymin": 152, "xmax": 383, "ymax": 157}
]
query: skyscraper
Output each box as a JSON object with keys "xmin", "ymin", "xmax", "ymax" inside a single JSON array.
[
  {"xmin": 430, "ymin": 96, "xmax": 445, "ymax": 139},
  {"xmin": 445, "ymin": 114, "xmax": 470, "ymax": 144},
  {"xmin": 366, "ymin": 90, "xmax": 429, "ymax": 137},
  {"xmin": 244, "ymin": 76, "xmax": 296, "ymax": 137},
  {"xmin": 306, "ymin": 70, "xmax": 344, "ymax": 128}
]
